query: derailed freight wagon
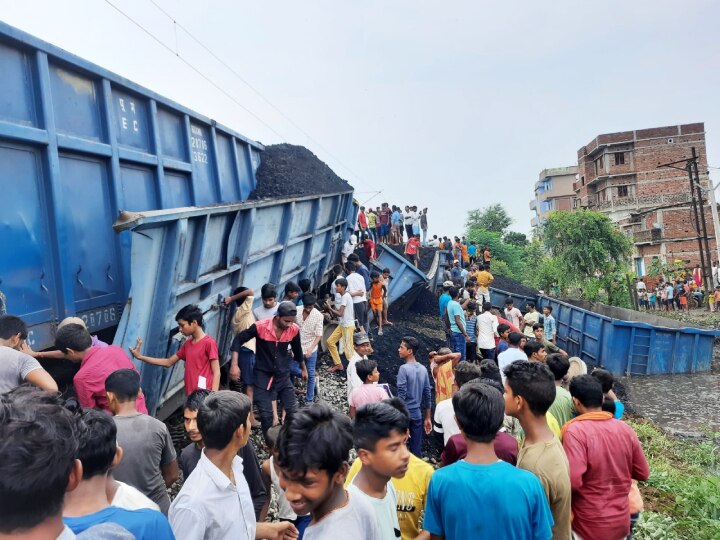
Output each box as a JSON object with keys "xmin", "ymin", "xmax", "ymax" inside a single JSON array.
[
  {"xmin": 0, "ymin": 21, "xmax": 357, "ymax": 416},
  {"xmin": 535, "ymin": 297, "xmax": 719, "ymax": 376}
]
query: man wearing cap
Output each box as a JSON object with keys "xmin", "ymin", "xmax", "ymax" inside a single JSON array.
[
  {"xmin": 231, "ymin": 301, "xmax": 308, "ymax": 438},
  {"xmin": 346, "ymin": 332, "xmax": 373, "ymax": 405}
]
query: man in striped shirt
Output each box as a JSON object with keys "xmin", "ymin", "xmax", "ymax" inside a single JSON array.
[{"xmin": 295, "ymin": 293, "xmax": 324, "ymax": 403}]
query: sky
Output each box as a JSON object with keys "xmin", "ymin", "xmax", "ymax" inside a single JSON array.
[{"xmin": 3, "ymin": 0, "xmax": 720, "ymax": 236}]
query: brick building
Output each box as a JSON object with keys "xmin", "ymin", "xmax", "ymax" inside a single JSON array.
[
  {"xmin": 530, "ymin": 166, "xmax": 578, "ymax": 235},
  {"xmin": 575, "ymin": 123, "xmax": 716, "ymax": 277}
]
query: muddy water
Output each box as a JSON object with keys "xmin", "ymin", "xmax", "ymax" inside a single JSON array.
[{"xmin": 619, "ymin": 373, "xmax": 719, "ymax": 436}]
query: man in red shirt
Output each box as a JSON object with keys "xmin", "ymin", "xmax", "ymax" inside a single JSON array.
[
  {"xmin": 405, "ymin": 234, "xmax": 421, "ymax": 268},
  {"xmin": 363, "ymin": 237, "xmax": 377, "ymax": 261},
  {"xmin": 54, "ymin": 323, "xmax": 148, "ymax": 414},
  {"xmin": 562, "ymin": 375, "xmax": 649, "ymax": 540},
  {"xmin": 356, "ymin": 206, "xmax": 368, "ymax": 241}
]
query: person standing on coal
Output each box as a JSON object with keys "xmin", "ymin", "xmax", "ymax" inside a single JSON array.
[
  {"xmin": 396, "ymin": 336, "xmax": 432, "ymax": 457},
  {"xmin": 230, "ymin": 301, "xmax": 308, "ymax": 439},
  {"xmin": 345, "ymin": 262, "xmax": 369, "ymax": 335},
  {"xmin": 444, "ymin": 287, "xmax": 470, "ymax": 362}
]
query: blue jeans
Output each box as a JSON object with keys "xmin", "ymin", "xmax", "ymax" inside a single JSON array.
[
  {"xmin": 409, "ymin": 416, "xmax": 423, "ymax": 456},
  {"xmin": 451, "ymin": 332, "xmax": 467, "ymax": 361},
  {"xmin": 305, "ymin": 351, "xmax": 318, "ymax": 402}
]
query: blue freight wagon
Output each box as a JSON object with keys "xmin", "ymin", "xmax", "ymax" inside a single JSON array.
[
  {"xmin": 535, "ymin": 297, "xmax": 719, "ymax": 375},
  {"xmin": 115, "ymin": 192, "xmax": 355, "ymax": 417},
  {"xmin": 1, "ymin": 20, "xmax": 271, "ymax": 350},
  {"xmin": 0, "ymin": 21, "xmax": 358, "ymax": 416}
]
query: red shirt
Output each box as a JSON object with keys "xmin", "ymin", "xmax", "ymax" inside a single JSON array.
[
  {"xmin": 562, "ymin": 414, "xmax": 650, "ymax": 540},
  {"xmin": 176, "ymin": 335, "xmax": 219, "ymax": 394},
  {"xmin": 405, "ymin": 237, "xmax": 420, "ymax": 255},
  {"xmin": 74, "ymin": 346, "xmax": 148, "ymax": 414},
  {"xmin": 357, "ymin": 211, "xmax": 367, "ymax": 229},
  {"xmin": 364, "ymin": 239, "xmax": 376, "ymax": 259},
  {"xmin": 441, "ymin": 432, "xmax": 518, "ymax": 466}
]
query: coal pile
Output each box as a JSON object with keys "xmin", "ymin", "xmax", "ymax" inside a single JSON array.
[
  {"xmin": 250, "ymin": 144, "xmax": 352, "ymax": 199},
  {"xmin": 385, "ymin": 244, "xmax": 437, "ymax": 274},
  {"xmin": 492, "ymin": 274, "xmax": 539, "ymax": 298}
]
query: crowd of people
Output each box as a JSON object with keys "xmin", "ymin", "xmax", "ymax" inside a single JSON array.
[{"xmin": 1, "ymin": 228, "xmax": 652, "ymax": 540}]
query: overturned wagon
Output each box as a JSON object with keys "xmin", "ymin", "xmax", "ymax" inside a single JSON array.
[{"xmin": 535, "ymin": 297, "xmax": 719, "ymax": 376}]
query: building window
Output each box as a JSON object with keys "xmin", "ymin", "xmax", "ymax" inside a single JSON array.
[
  {"xmin": 618, "ymin": 185, "xmax": 629, "ymax": 197},
  {"xmin": 595, "ymin": 156, "xmax": 603, "ymax": 175},
  {"xmin": 581, "ymin": 176, "xmax": 585, "ymax": 186},
  {"xmin": 614, "ymin": 152, "xmax": 625, "ymax": 165}
]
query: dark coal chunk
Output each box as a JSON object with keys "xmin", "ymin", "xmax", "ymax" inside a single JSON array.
[{"xmin": 250, "ymin": 144, "xmax": 352, "ymax": 199}]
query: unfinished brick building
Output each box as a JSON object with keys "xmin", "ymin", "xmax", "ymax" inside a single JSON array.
[{"xmin": 575, "ymin": 123, "xmax": 716, "ymax": 277}]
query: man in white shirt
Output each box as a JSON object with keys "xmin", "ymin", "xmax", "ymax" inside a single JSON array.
[
  {"xmin": 476, "ymin": 302, "xmax": 499, "ymax": 361},
  {"xmin": 345, "ymin": 262, "xmax": 369, "ymax": 336},
  {"xmin": 169, "ymin": 391, "xmax": 294, "ymax": 540},
  {"xmin": 497, "ymin": 332, "xmax": 528, "ymax": 383}
]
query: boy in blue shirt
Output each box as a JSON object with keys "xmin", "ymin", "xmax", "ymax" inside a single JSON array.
[
  {"xmin": 396, "ymin": 336, "xmax": 432, "ymax": 457},
  {"xmin": 422, "ymin": 382, "xmax": 554, "ymax": 540}
]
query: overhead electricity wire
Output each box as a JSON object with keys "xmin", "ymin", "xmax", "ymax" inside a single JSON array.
[{"xmin": 104, "ymin": 0, "xmax": 373, "ymax": 192}]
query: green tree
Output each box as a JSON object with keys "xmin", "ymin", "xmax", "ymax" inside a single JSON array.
[
  {"xmin": 504, "ymin": 231, "xmax": 528, "ymax": 248},
  {"xmin": 542, "ymin": 210, "xmax": 633, "ymax": 304},
  {"xmin": 466, "ymin": 228, "xmax": 523, "ymax": 280},
  {"xmin": 465, "ymin": 204, "xmax": 513, "ymax": 235}
]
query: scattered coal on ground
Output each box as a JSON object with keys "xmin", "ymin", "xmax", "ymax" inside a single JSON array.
[
  {"xmin": 318, "ymin": 286, "xmax": 447, "ymax": 459},
  {"xmin": 249, "ymin": 144, "xmax": 352, "ymax": 200}
]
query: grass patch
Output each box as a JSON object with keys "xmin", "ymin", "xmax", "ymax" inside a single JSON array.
[{"xmin": 628, "ymin": 417, "xmax": 720, "ymax": 539}]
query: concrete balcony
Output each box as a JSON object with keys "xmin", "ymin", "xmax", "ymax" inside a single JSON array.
[
  {"xmin": 529, "ymin": 199, "xmax": 537, "ymax": 210},
  {"xmin": 531, "ymin": 216, "xmax": 540, "ymax": 227}
]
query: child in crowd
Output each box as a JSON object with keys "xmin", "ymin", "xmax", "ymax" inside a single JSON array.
[
  {"xmin": 649, "ymin": 288, "xmax": 657, "ymax": 310},
  {"xmin": 260, "ymin": 426, "xmax": 312, "ymax": 538},
  {"xmin": 277, "ymin": 403, "xmax": 381, "ymax": 540},
  {"xmin": 405, "ymin": 234, "xmax": 421, "ymax": 268},
  {"xmin": 130, "ymin": 304, "xmax": 219, "ymax": 395},
  {"xmin": 503, "ymin": 361, "xmax": 572, "ymax": 540},
  {"xmin": 63, "ymin": 409, "xmax": 175, "ymax": 539},
  {"xmin": 429, "ymin": 347, "xmax": 461, "ymax": 404},
  {"xmin": 178, "ymin": 390, "xmax": 266, "ymax": 519},
  {"xmin": 591, "ymin": 368, "xmax": 625, "ymax": 419},
  {"xmin": 464, "ymin": 301, "xmax": 478, "ymax": 361},
  {"xmin": 170, "ymin": 391, "xmax": 295, "ymax": 540},
  {"xmin": 441, "ymin": 376, "xmax": 519, "ymax": 467},
  {"xmin": 254, "ymin": 283, "xmax": 279, "ymax": 320},
  {"xmin": 496, "ymin": 323, "xmax": 511, "ymax": 355},
  {"xmin": 282, "ymin": 281, "xmax": 301, "ymax": 304},
  {"xmin": 434, "ymin": 361, "xmax": 480, "ymax": 447},
  {"xmin": 349, "ymin": 359, "xmax": 389, "ymax": 418},
  {"xmin": 226, "ymin": 286, "xmax": 257, "ymax": 411},
  {"xmin": 347, "ymin": 332, "xmax": 374, "ymax": 407},
  {"xmin": 380, "ymin": 268, "xmax": 393, "ymax": 327},
  {"xmin": 345, "ymin": 399, "xmax": 434, "ymax": 540},
  {"xmin": 369, "ymin": 271, "xmax": 387, "ymax": 336},
  {"xmin": 422, "ymin": 383, "xmax": 553, "ymax": 539},
  {"xmin": 396, "ymin": 337, "xmax": 432, "ymax": 456},
  {"xmin": 347, "ymin": 401, "xmax": 409, "ymax": 539},
  {"xmin": 546, "ymin": 354, "xmax": 575, "ymax": 428}
]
